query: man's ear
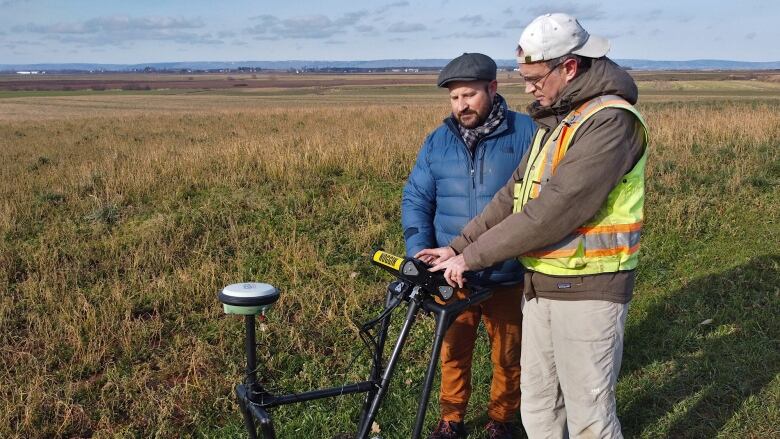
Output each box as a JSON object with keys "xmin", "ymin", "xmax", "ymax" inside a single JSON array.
[
  {"xmin": 488, "ymin": 79, "xmax": 498, "ymax": 96},
  {"xmin": 562, "ymin": 58, "xmax": 578, "ymax": 83}
]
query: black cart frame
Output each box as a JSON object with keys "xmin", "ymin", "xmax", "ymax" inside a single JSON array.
[{"xmin": 232, "ymin": 279, "xmax": 492, "ymax": 438}]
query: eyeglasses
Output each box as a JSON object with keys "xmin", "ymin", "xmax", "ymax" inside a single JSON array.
[{"xmin": 520, "ymin": 61, "xmax": 564, "ymax": 90}]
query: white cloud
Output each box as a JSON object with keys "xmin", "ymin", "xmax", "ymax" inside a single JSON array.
[
  {"xmin": 434, "ymin": 30, "xmax": 504, "ymax": 40},
  {"xmin": 3, "ymin": 39, "xmax": 43, "ymax": 46},
  {"xmin": 7, "ymin": 15, "xmax": 225, "ymax": 49},
  {"xmin": 16, "ymin": 16, "xmax": 205, "ymax": 34},
  {"xmin": 247, "ymin": 11, "xmax": 369, "ymax": 39},
  {"xmin": 336, "ymin": 11, "xmax": 369, "ymax": 26},
  {"xmin": 39, "ymin": 30, "xmax": 224, "ymax": 46},
  {"xmin": 526, "ymin": 2, "xmax": 606, "ymax": 21},
  {"xmin": 375, "ymin": 2, "xmax": 409, "ymax": 15},
  {"xmin": 387, "ymin": 22, "xmax": 426, "ymax": 33},
  {"xmin": 0, "ymin": 0, "xmax": 30, "ymax": 6},
  {"xmin": 612, "ymin": 9, "xmax": 665, "ymax": 22},
  {"xmin": 458, "ymin": 15, "xmax": 486, "ymax": 25},
  {"xmin": 503, "ymin": 19, "xmax": 525, "ymax": 30}
]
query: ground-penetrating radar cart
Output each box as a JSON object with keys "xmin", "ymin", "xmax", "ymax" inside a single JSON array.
[{"xmin": 217, "ymin": 250, "xmax": 493, "ymax": 438}]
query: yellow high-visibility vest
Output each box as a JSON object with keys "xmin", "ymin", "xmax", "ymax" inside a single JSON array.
[{"xmin": 513, "ymin": 95, "xmax": 649, "ymax": 275}]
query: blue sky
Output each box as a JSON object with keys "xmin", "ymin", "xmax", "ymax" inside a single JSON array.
[{"xmin": 1, "ymin": 0, "xmax": 778, "ymax": 64}]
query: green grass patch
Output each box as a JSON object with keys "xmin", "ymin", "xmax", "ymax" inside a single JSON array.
[{"xmin": 0, "ymin": 97, "xmax": 778, "ymax": 438}]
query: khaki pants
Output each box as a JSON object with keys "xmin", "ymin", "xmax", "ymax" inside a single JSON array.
[
  {"xmin": 520, "ymin": 298, "xmax": 627, "ymax": 439},
  {"xmin": 438, "ymin": 284, "xmax": 523, "ymax": 423}
]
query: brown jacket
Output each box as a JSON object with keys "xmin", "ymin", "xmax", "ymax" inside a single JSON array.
[{"xmin": 449, "ymin": 58, "xmax": 646, "ymax": 303}]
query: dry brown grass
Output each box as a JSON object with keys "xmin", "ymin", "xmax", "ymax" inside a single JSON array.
[
  {"xmin": 0, "ymin": 105, "xmax": 442, "ymax": 437},
  {"xmin": 1, "ymin": 87, "xmax": 778, "ymax": 437}
]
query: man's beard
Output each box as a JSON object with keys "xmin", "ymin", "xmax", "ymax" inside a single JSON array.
[{"xmin": 456, "ymin": 108, "xmax": 488, "ymax": 129}]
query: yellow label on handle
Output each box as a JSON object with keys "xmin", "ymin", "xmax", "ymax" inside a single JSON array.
[{"xmin": 372, "ymin": 250, "xmax": 403, "ymax": 272}]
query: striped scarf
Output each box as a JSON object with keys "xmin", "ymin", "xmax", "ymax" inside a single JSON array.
[{"xmin": 458, "ymin": 93, "xmax": 506, "ymax": 149}]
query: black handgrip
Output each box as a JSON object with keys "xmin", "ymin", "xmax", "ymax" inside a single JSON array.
[{"xmin": 371, "ymin": 250, "xmax": 455, "ymax": 301}]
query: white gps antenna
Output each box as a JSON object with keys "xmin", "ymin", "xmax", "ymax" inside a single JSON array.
[{"xmin": 218, "ymin": 282, "xmax": 280, "ymax": 316}]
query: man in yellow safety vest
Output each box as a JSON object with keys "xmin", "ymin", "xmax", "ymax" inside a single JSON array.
[{"xmin": 416, "ymin": 12, "xmax": 648, "ymax": 438}]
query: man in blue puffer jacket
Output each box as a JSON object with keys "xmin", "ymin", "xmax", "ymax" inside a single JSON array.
[{"xmin": 402, "ymin": 53, "xmax": 534, "ymax": 439}]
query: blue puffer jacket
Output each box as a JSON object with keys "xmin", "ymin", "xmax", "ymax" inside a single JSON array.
[{"xmin": 402, "ymin": 102, "xmax": 535, "ymax": 286}]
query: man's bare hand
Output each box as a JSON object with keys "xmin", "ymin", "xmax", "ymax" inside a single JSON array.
[
  {"xmin": 414, "ymin": 246, "xmax": 456, "ymax": 265},
  {"xmin": 429, "ymin": 254, "xmax": 469, "ymax": 289}
]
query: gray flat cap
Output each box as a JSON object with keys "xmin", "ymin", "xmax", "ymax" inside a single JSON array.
[{"xmin": 437, "ymin": 53, "xmax": 497, "ymax": 87}]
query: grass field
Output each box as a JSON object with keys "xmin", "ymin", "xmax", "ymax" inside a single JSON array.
[{"xmin": 1, "ymin": 74, "xmax": 778, "ymax": 438}]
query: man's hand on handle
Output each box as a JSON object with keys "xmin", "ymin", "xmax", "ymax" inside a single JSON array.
[
  {"xmin": 415, "ymin": 247, "xmax": 470, "ymax": 289},
  {"xmin": 414, "ymin": 246, "xmax": 455, "ymax": 265}
]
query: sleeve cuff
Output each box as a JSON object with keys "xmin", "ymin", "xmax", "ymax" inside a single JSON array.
[
  {"xmin": 449, "ymin": 236, "xmax": 468, "ymax": 253},
  {"xmin": 462, "ymin": 246, "xmax": 487, "ymax": 272}
]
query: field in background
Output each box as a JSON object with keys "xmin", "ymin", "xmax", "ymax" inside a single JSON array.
[
  {"xmin": 2, "ymin": 71, "xmax": 780, "ymax": 119},
  {"xmin": 1, "ymin": 74, "xmax": 778, "ymax": 438}
]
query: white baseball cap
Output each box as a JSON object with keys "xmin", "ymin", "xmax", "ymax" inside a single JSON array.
[{"xmin": 517, "ymin": 13, "xmax": 610, "ymax": 64}]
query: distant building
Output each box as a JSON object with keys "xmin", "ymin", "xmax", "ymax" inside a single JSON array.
[{"xmin": 16, "ymin": 71, "xmax": 41, "ymax": 75}]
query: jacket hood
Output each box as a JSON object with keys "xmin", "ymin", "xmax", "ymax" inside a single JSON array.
[{"xmin": 528, "ymin": 57, "xmax": 638, "ymax": 127}]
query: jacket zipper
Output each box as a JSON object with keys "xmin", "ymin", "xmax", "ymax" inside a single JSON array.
[{"xmin": 445, "ymin": 117, "xmax": 504, "ymax": 217}]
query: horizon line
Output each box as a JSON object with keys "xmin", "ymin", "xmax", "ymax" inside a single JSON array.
[{"xmin": 2, "ymin": 57, "xmax": 780, "ymax": 66}]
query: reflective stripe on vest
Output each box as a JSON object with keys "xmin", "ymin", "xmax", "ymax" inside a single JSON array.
[{"xmin": 513, "ymin": 95, "xmax": 649, "ymax": 276}]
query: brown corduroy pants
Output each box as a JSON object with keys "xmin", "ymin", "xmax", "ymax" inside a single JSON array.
[{"xmin": 437, "ymin": 284, "xmax": 523, "ymax": 423}]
